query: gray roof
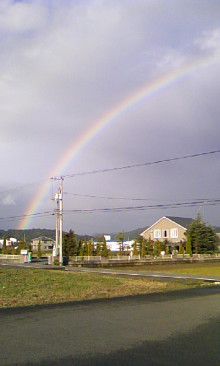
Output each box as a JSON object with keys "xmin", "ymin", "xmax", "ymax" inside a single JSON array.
[{"xmin": 166, "ymin": 216, "xmax": 193, "ymax": 229}]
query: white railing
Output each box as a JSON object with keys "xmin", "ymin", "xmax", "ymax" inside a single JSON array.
[
  {"xmin": 108, "ymin": 255, "xmax": 140, "ymax": 261},
  {"xmin": 0, "ymin": 254, "xmax": 20, "ymax": 260},
  {"xmin": 71, "ymin": 256, "xmax": 102, "ymax": 262}
]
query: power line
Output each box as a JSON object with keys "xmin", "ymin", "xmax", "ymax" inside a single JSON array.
[
  {"xmin": 0, "ymin": 210, "xmax": 54, "ymax": 222},
  {"xmin": 54, "ymin": 149, "xmax": 220, "ymax": 179},
  {"xmin": 62, "ymin": 198, "xmax": 220, "ymax": 214},
  {"xmin": 1, "ymin": 198, "xmax": 219, "ymax": 224},
  {"xmin": 63, "ymin": 191, "xmax": 218, "ymax": 202}
]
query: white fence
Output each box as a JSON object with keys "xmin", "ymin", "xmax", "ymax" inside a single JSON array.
[
  {"xmin": 109, "ymin": 255, "xmax": 141, "ymax": 261},
  {"xmin": 0, "ymin": 254, "xmax": 20, "ymax": 260},
  {"xmin": 71, "ymin": 256, "xmax": 102, "ymax": 262}
]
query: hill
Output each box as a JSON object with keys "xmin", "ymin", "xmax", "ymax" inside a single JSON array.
[{"xmin": 0, "ymin": 229, "xmax": 93, "ymax": 242}]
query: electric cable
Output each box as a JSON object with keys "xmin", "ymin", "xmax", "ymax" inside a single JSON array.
[
  {"xmin": 52, "ymin": 148, "xmax": 220, "ymax": 179},
  {"xmin": 62, "ymin": 198, "xmax": 220, "ymax": 214}
]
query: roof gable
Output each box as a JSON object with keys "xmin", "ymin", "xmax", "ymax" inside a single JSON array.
[{"xmin": 140, "ymin": 216, "xmax": 193, "ymax": 236}]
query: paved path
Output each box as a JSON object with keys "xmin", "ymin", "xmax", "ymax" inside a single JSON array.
[{"xmin": 0, "ymin": 286, "xmax": 220, "ymax": 365}]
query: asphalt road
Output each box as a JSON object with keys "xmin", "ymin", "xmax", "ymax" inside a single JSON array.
[{"xmin": 1, "ymin": 286, "xmax": 220, "ymax": 366}]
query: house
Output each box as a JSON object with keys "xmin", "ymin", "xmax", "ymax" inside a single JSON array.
[
  {"xmin": 0, "ymin": 237, "xmax": 17, "ymax": 248},
  {"xmin": 140, "ymin": 216, "xmax": 193, "ymax": 245},
  {"xmin": 31, "ymin": 237, "xmax": 54, "ymax": 252}
]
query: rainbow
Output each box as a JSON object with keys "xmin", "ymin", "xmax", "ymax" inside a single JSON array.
[{"xmin": 18, "ymin": 54, "xmax": 220, "ymax": 229}]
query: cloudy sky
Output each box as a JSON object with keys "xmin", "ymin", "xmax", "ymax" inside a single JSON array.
[{"xmin": 1, "ymin": 0, "xmax": 220, "ymax": 235}]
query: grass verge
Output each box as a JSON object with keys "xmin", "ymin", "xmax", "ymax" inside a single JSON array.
[
  {"xmin": 114, "ymin": 262, "xmax": 220, "ymax": 275},
  {"xmin": 0, "ymin": 267, "xmax": 205, "ymax": 308}
]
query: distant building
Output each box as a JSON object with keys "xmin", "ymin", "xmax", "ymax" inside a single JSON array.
[
  {"xmin": 0, "ymin": 237, "xmax": 18, "ymax": 248},
  {"xmin": 94, "ymin": 235, "xmax": 134, "ymax": 254},
  {"xmin": 31, "ymin": 237, "xmax": 54, "ymax": 252}
]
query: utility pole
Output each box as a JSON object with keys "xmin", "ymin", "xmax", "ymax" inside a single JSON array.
[
  {"xmin": 59, "ymin": 177, "xmax": 63, "ymax": 266},
  {"xmin": 52, "ymin": 176, "xmax": 64, "ymax": 266}
]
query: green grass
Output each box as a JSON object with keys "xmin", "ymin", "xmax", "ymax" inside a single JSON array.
[
  {"xmin": 115, "ymin": 262, "xmax": 220, "ymax": 275},
  {"xmin": 0, "ymin": 267, "xmax": 204, "ymax": 308},
  {"xmin": 163, "ymin": 263, "xmax": 220, "ymax": 276}
]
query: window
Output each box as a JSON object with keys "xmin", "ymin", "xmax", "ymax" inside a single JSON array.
[
  {"xmin": 154, "ymin": 230, "xmax": 161, "ymax": 239},
  {"xmin": 162, "ymin": 230, "xmax": 168, "ymax": 238},
  {"xmin": 170, "ymin": 228, "xmax": 178, "ymax": 238}
]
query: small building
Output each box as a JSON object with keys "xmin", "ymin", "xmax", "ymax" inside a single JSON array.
[
  {"xmin": 94, "ymin": 235, "xmax": 134, "ymax": 254},
  {"xmin": 140, "ymin": 216, "xmax": 193, "ymax": 244},
  {"xmin": 0, "ymin": 237, "xmax": 18, "ymax": 248},
  {"xmin": 31, "ymin": 237, "xmax": 54, "ymax": 252}
]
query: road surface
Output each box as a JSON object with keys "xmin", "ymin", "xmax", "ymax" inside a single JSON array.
[{"xmin": 0, "ymin": 286, "xmax": 220, "ymax": 365}]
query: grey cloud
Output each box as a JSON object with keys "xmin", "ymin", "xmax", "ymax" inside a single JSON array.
[{"xmin": 1, "ymin": 0, "xmax": 220, "ymax": 233}]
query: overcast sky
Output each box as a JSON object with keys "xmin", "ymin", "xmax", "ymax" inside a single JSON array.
[{"xmin": 1, "ymin": 0, "xmax": 220, "ymax": 235}]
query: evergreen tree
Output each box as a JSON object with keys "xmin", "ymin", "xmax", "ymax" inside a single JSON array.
[
  {"xmin": 186, "ymin": 214, "xmax": 218, "ymax": 254},
  {"xmin": 88, "ymin": 240, "xmax": 93, "ymax": 256},
  {"xmin": 77, "ymin": 239, "xmax": 83, "ymax": 256},
  {"xmin": 163, "ymin": 239, "xmax": 170, "ymax": 254},
  {"xmin": 140, "ymin": 238, "xmax": 146, "ymax": 257},
  {"xmin": 102, "ymin": 237, "xmax": 109, "ymax": 257},
  {"xmin": 146, "ymin": 237, "xmax": 154, "ymax": 255},
  {"xmin": 37, "ymin": 241, "xmax": 42, "ymax": 258},
  {"xmin": 154, "ymin": 240, "xmax": 161, "ymax": 256},
  {"xmin": 83, "ymin": 240, "xmax": 88, "ymax": 256},
  {"xmin": 186, "ymin": 234, "xmax": 192, "ymax": 256},
  {"xmin": 63, "ymin": 230, "xmax": 77, "ymax": 256},
  {"xmin": 132, "ymin": 240, "xmax": 139, "ymax": 256},
  {"xmin": 116, "ymin": 232, "xmax": 125, "ymax": 255},
  {"xmin": 95, "ymin": 237, "xmax": 103, "ymax": 256},
  {"xmin": 2, "ymin": 237, "xmax": 7, "ymax": 254},
  {"xmin": 179, "ymin": 240, "xmax": 184, "ymax": 254},
  {"xmin": 18, "ymin": 239, "xmax": 30, "ymax": 253}
]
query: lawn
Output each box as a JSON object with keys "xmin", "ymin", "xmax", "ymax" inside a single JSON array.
[
  {"xmin": 0, "ymin": 266, "xmax": 203, "ymax": 308},
  {"xmin": 115, "ymin": 262, "xmax": 220, "ymax": 275}
]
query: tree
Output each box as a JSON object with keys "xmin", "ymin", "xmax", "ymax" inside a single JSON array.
[
  {"xmin": 163, "ymin": 239, "xmax": 170, "ymax": 254},
  {"xmin": 116, "ymin": 232, "xmax": 125, "ymax": 255},
  {"xmin": 83, "ymin": 240, "xmax": 88, "ymax": 256},
  {"xmin": 102, "ymin": 237, "xmax": 109, "ymax": 257},
  {"xmin": 153, "ymin": 240, "xmax": 161, "ymax": 256},
  {"xmin": 146, "ymin": 238, "xmax": 154, "ymax": 255},
  {"xmin": 37, "ymin": 241, "xmax": 42, "ymax": 258},
  {"xmin": 88, "ymin": 240, "xmax": 93, "ymax": 256},
  {"xmin": 77, "ymin": 239, "xmax": 83, "ymax": 256},
  {"xmin": 95, "ymin": 236, "xmax": 103, "ymax": 256},
  {"xmin": 186, "ymin": 234, "xmax": 192, "ymax": 256},
  {"xmin": 63, "ymin": 230, "xmax": 77, "ymax": 256},
  {"xmin": 2, "ymin": 237, "xmax": 7, "ymax": 254},
  {"xmin": 140, "ymin": 238, "xmax": 146, "ymax": 257},
  {"xmin": 179, "ymin": 240, "xmax": 184, "ymax": 254},
  {"xmin": 186, "ymin": 214, "xmax": 218, "ymax": 254},
  {"xmin": 132, "ymin": 240, "xmax": 139, "ymax": 256},
  {"xmin": 18, "ymin": 239, "xmax": 30, "ymax": 253}
]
